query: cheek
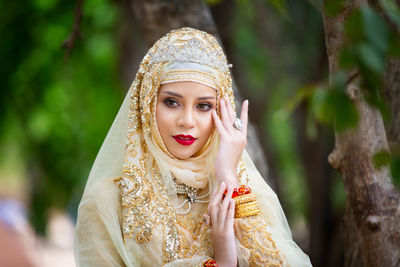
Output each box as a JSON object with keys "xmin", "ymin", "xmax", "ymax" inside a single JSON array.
[
  {"xmin": 156, "ymin": 102, "xmax": 169, "ymax": 135},
  {"xmin": 199, "ymin": 113, "xmax": 214, "ymax": 136}
]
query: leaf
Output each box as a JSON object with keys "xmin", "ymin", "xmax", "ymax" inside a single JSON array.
[
  {"xmin": 205, "ymin": 0, "xmax": 223, "ymax": 5},
  {"xmin": 308, "ymin": 0, "xmax": 323, "ymax": 13},
  {"xmin": 345, "ymin": 9, "xmax": 364, "ymax": 43},
  {"xmin": 310, "ymin": 86, "xmax": 332, "ymax": 125},
  {"xmin": 372, "ymin": 149, "xmax": 392, "ymax": 169},
  {"xmin": 329, "ymin": 72, "xmax": 359, "ymax": 131},
  {"xmin": 339, "ymin": 46, "xmax": 358, "ymax": 69},
  {"xmin": 391, "ymin": 155, "xmax": 400, "ymax": 188},
  {"xmin": 361, "ymin": 6, "xmax": 390, "ymax": 53},
  {"xmin": 281, "ymin": 86, "xmax": 315, "ymax": 116},
  {"xmin": 306, "ymin": 109, "xmax": 318, "ymax": 140},
  {"xmin": 33, "ymin": 0, "xmax": 58, "ymax": 11},
  {"xmin": 267, "ymin": 0, "xmax": 288, "ymax": 17},
  {"xmin": 388, "ymin": 34, "xmax": 400, "ymax": 57},
  {"xmin": 329, "ymin": 88, "xmax": 359, "ymax": 132},
  {"xmin": 324, "ymin": 0, "xmax": 346, "ymax": 17},
  {"xmin": 309, "ymin": 76, "xmax": 358, "ymax": 132},
  {"xmin": 357, "ymin": 43, "xmax": 385, "ymax": 74},
  {"xmin": 331, "ymin": 70, "xmax": 347, "ymax": 91}
]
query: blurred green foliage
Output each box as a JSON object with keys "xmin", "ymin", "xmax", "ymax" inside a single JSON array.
[
  {"xmin": 232, "ymin": 0, "xmax": 331, "ymax": 221},
  {"xmin": 0, "ymin": 0, "xmax": 123, "ymax": 234}
]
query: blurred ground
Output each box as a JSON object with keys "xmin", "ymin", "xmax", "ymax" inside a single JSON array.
[{"xmin": 0, "ymin": 200, "xmax": 75, "ymax": 267}]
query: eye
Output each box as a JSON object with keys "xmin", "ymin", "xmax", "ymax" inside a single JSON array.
[
  {"xmin": 164, "ymin": 98, "xmax": 179, "ymax": 108},
  {"xmin": 197, "ymin": 102, "xmax": 212, "ymax": 112}
]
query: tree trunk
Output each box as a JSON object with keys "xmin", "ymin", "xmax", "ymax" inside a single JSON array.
[
  {"xmin": 131, "ymin": 0, "xmax": 272, "ymax": 185},
  {"xmin": 382, "ymin": 58, "xmax": 400, "ymax": 147},
  {"xmin": 116, "ymin": 0, "xmax": 146, "ymax": 89},
  {"xmin": 322, "ymin": 1, "xmax": 400, "ymax": 266}
]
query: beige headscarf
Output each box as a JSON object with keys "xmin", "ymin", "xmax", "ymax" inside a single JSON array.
[{"xmin": 151, "ymin": 61, "xmax": 221, "ymax": 189}]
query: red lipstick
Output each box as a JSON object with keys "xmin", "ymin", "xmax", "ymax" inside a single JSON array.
[{"xmin": 173, "ymin": 135, "xmax": 197, "ymax": 146}]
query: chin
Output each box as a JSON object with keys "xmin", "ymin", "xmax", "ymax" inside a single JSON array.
[
  {"xmin": 169, "ymin": 148, "xmax": 197, "ymax": 160},
  {"xmin": 174, "ymin": 152, "xmax": 194, "ymax": 160}
]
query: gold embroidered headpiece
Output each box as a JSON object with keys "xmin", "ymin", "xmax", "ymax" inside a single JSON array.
[
  {"xmin": 149, "ymin": 28, "xmax": 232, "ymax": 73},
  {"xmin": 160, "ymin": 62, "xmax": 218, "ymax": 90}
]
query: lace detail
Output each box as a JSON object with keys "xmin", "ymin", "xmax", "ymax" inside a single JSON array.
[
  {"xmin": 114, "ymin": 162, "xmax": 181, "ymax": 264},
  {"xmin": 236, "ymin": 216, "xmax": 283, "ymax": 267},
  {"xmin": 176, "ymin": 207, "xmax": 213, "ymax": 259}
]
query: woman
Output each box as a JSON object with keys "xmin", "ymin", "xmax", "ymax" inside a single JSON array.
[{"xmin": 74, "ymin": 27, "xmax": 312, "ymax": 267}]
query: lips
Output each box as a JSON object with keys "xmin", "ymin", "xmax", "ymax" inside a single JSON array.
[{"xmin": 173, "ymin": 134, "xmax": 197, "ymax": 146}]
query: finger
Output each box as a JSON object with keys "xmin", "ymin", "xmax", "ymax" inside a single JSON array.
[
  {"xmin": 210, "ymin": 203, "xmax": 219, "ymax": 230},
  {"xmin": 209, "ymin": 182, "xmax": 227, "ymax": 226},
  {"xmin": 212, "ymin": 110, "xmax": 228, "ymax": 137},
  {"xmin": 207, "ymin": 187, "xmax": 219, "ymax": 215},
  {"xmin": 225, "ymin": 97, "xmax": 236, "ymax": 122},
  {"xmin": 240, "ymin": 100, "xmax": 249, "ymax": 137},
  {"xmin": 225, "ymin": 199, "xmax": 235, "ymax": 228},
  {"xmin": 217, "ymin": 186, "xmax": 233, "ymax": 229},
  {"xmin": 220, "ymin": 98, "xmax": 233, "ymax": 131}
]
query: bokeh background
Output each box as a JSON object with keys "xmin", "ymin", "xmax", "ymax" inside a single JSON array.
[{"xmin": 1, "ymin": 0, "xmax": 399, "ymax": 266}]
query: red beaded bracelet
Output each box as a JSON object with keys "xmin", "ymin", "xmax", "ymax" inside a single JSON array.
[
  {"xmin": 203, "ymin": 259, "xmax": 218, "ymax": 267},
  {"xmin": 225, "ymin": 185, "xmax": 251, "ymax": 198}
]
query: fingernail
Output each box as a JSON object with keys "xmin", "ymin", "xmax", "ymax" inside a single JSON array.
[
  {"xmin": 245, "ymin": 99, "xmax": 249, "ymax": 105},
  {"xmin": 221, "ymin": 181, "xmax": 225, "ymax": 187}
]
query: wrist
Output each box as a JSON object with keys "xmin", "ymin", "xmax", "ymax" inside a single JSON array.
[
  {"xmin": 219, "ymin": 176, "xmax": 239, "ymax": 187},
  {"xmin": 217, "ymin": 259, "xmax": 237, "ymax": 267},
  {"xmin": 216, "ymin": 172, "xmax": 239, "ymax": 187}
]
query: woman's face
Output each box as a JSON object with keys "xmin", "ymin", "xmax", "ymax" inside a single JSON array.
[{"xmin": 156, "ymin": 81, "xmax": 217, "ymax": 160}]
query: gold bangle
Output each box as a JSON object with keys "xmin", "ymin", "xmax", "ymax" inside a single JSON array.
[
  {"xmin": 236, "ymin": 201, "xmax": 259, "ymax": 211},
  {"xmin": 235, "ymin": 201, "xmax": 260, "ymax": 218},
  {"xmin": 235, "ymin": 208, "xmax": 260, "ymax": 218},
  {"xmin": 234, "ymin": 193, "xmax": 256, "ymax": 205}
]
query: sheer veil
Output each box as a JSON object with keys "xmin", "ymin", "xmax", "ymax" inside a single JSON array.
[{"xmin": 74, "ymin": 27, "xmax": 312, "ymax": 267}]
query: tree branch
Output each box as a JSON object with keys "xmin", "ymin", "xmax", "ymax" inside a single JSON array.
[{"xmin": 62, "ymin": 0, "xmax": 84, "ymax": 59}]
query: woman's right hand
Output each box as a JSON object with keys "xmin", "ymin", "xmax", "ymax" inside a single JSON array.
[
  {"xmin": 212, "ymin": 97, "xmax": 248, "ymax": 187},
  {"xmin": 207, "ymin": 182, "xmax": 237, "ymax": 267}
]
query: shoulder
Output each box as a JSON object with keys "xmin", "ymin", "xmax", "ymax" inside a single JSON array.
[{"xmin": 77, "ymin": 177, "xmax": 121, "ymax": 216}]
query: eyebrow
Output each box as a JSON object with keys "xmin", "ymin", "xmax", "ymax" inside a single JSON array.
[{"xmin": 162, "ymin": 91, "xmax": 216, "ymax": 100}]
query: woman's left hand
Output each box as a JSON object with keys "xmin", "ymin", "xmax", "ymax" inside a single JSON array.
[
  {"xmin": 212, "ymin": 97, "xmax": 248, "ymax": 187},
  {"xmin": 207, "ymin": 182, "xmax": 237, "ymax": 267}
]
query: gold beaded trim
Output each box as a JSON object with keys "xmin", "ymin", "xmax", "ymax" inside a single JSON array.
[{"xmin": 160, "ymin": 69, "xmax": 217, "ymax": 90}]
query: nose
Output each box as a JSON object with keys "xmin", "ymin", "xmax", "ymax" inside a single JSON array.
[{"xmin": 178, "ymin": 107, "xmax": 195, "ymax": 129}]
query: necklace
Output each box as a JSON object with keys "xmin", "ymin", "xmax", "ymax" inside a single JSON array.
[{"xmin": 174, "ymin": 180, "xmax": 209, "ymax": 215}]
